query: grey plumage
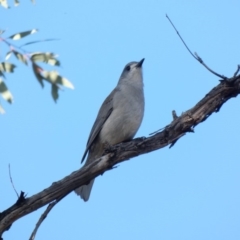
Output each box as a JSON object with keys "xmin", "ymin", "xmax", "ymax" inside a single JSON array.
[{"xmin": 75, "ymin": 59, "xmax": 145, "ymax": 201}]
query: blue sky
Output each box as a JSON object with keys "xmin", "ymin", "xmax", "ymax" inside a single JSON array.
[{"xmin": 1, "ymin": 0, "xmax": 240, "ymax": 239}]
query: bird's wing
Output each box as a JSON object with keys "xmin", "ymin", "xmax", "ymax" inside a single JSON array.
[{"xmin": 81, "ymin": 88, "xmax": 116, "ymax": 163}]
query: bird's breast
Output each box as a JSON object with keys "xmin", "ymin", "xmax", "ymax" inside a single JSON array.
[{"xmin": 99, "ymin": 85, "xmax": 144, "ymax": 145}]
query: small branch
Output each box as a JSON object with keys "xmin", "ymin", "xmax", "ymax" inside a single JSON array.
[
  {"xmin": 166, "ymin": 14, "xmax": 226, "ymax": 80},
  {"xmin": 194, "ymin": 52, "xmax": 226, "ymax": 79},
  {"xmin": 19, "ymin": 38, "xmax": 60, "ymax": 48},
  {"xmin": 29, "ymin": 195, "xmax": 65, "ymax": 240},
  {"xmin": 8, "ymin": 164, "xmax": 19, "ymax": 198},
  {"xmin": 0, "ymin": 37, "xmax": 11, "ymax": 47},
  {"xmin": 16, "ymin": 191, "xmax": 26, "ymax": 205},
  {"xmin": 166, "ymin": 15, "xmax": 196, "ymax": 60},
  {"xmin": 0, "ymin": 37, "xmax": 28, "ymax": 54},
  {"xmin": 172, "ymin": 110, "xmax": 178, "ymax": 120},
  {"xmin": 233, "ymin": 65, "xmax": 240, "ymax": 78},
  {"xmin": 169, "ymin": 132, "xmax": 186, "ymax": 148}
]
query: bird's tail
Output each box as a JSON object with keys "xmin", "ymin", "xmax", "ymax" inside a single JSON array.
[{"xmin": 74, "ymin": 179, "xmax": 95, "ymax": 202}]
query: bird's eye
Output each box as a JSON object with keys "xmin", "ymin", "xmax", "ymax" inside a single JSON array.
[{"xmin": 125, "ymin": 65, "xmax": 131, "ymax": 71}]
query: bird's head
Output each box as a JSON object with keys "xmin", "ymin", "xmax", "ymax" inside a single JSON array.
[{"xmin": 118, "ymin": 58, "xmax": 144, "ymax": 86}]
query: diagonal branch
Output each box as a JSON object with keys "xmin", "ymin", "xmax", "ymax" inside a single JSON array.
[
  {"xmin": 1, "ymin": 74, "xmax": 240, "ymax": 237},
  {"xmin": 29, "ymin": 195, "xmax": 65, "ymax": 240},
  {"xmin": 8, "ymin": 164, "xmax": 19, "ymax": 198},
  {"xmin": 166, "ymin": 14, "xmax": 227, "ymax": 80}
]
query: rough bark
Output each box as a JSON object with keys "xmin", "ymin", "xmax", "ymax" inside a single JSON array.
[{"xmin": 0, "ymin": 75, "xmax": 240, "ymax": 237}]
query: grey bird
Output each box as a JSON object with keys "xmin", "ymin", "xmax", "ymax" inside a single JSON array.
[{"xmin": 75, "ymin": 58, "xmax": 145, "ymax": 201}]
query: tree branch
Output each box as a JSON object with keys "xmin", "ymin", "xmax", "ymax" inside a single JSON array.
[
  {"xmin": 166, "ymin": 14, "xmax": 227, "ymax": 80},
  {"xmin": 8, "ymin": 164, "xmax": 19, "ymax": 198},
  {"xmin": 1, "ymin": 74, "xmax": 240, "ymax": 237},
  {"xmin": 29, "ymin": 195, "xmax": 64, "ymax": 240}
]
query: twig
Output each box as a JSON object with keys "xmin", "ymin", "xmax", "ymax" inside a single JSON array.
[
  {"xmin": 166, "ymin": 15, "xmax": 196, "ymax": 60},
  {"xmin": 233, "ymin": 65, "xmax": 240, "ymax": 78},
  {"xmin": 29, "ymin": 195, "xmax": 65, "ymax": 240},
  {"xmin": 194, "ymin": 52, "xmax": 226, "ymax": 79},
  {"xmin": 0, "ymin": 37, "xmax": 28, "ymax": 54},
  {"xmin": 16, "ymin": 191, "xmax": 26, "ymax": 205},
  {"xmin": 8, "ymin": 164, "xmax": 19, "ymax": 198},
  {"xmin": 172, "ymin": 110, "xmax": 178, "ymax": 120},
  {"xmin": 19, "ymin": 38, "xmax": 60, "ymax": 48},
  {"xmin": 169, "ymin": 132, "xmax": 186, "ymax": 148},
  {"xmin": 151, "ymin": 110, "xmax": 178, "ymax": 135},
  {"xmin": 149, "ymin": 127, "xmax": 164, "ymax": 135},
  {"xmin": 166, "ymin": 14, "xmax": 227, "ymax": 80}
]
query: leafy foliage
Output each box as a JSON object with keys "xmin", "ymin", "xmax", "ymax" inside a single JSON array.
[
  {"xmin": 0, "ymin": 78, "xmax": 13, "ymax": 112},
  {"xmin": 0, "ymin": 0, "xmax": 35, "ymax": 8},
  {"xmin": 0, "ymin": 29, "xmax": 74, "ymax": 113},
  {"xmin": 9, "ymin": 29, "xmax": 38, "ymax": 40}
]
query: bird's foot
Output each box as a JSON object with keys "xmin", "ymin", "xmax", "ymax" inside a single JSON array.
[{"xmin": 103, "ymin": 141, "xmax": 114, "ymax": 154}]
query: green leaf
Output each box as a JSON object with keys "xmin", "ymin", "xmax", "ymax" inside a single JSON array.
[
  {"xmin": 31, "ymin": 52, "xmax": 60, "ymax": 66},
  {"xmin": 51, "ymin": 84, "xmax": 59, "ymax": 102},
  {"xmin": 0, "ymin": 0, "xmax": 9, "ymax": 8},
  {"xmin": 0, "ymin": 102, "xmax": 5, "ymax": 114},
  {"xmin": 0, "ymin": 71, "xmax": 5, "ymax": 78},
  {"xmin": 0, "ymin": 29, "xmax": 5, "ymax": 35},
  {"xmin": 8, "ymin": 29, "xmax": 38, "ymax": 40},
  {"xmin": 13, "ymin": 51, "xmax": 28, "ymax": 65},
  {"xmin": 5, "ymin": 51, "xmax": 12, "ymax": 60},
  {"xmin": 14, "ymin": 0, "xmax": 19, "ymax": 6},
  {"xmin": 0, "ymin": 62, "xmax": 16, "ymax": 73},
  {"xmin": 0, "ymin": 78, "xmax": 13, "ymax": 103},
  {"xmin": 42, "ymin": 70, "xmax": 74, "ymax": 89},
  {"xmin": 32, "ymin": 63, "xmax": 44, "ymax": 88}
]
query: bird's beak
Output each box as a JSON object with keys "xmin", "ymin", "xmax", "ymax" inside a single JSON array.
[{"xmin": 136, "ymin": 58, "xmax": 145, "ymax": 68}]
